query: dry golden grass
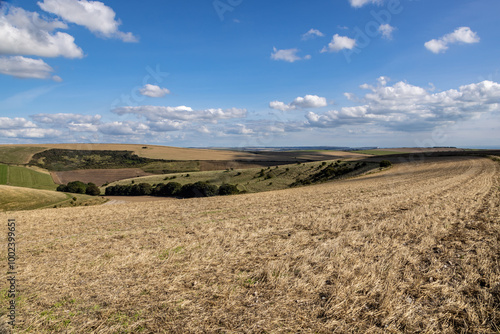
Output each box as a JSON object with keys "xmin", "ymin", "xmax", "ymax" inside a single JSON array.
[
  {"xmin": 0, "ymin": 185, "xmax": 68, "ymax": 211},
  {"xmin": 0, "ymin": 156, "xmax": 499, "ymax": 333}
]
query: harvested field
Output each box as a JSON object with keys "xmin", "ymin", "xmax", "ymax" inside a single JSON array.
[
  {"xmin": 1, "ymin": 156, "xmax": 499, "ymax": 333},
  {"xmin": 52, "ymin": 168, "xmax": 154, "ymax": 186},
  {"xmin": 104, "ymin": 196, "xmax": 178, "ymax": 204}
]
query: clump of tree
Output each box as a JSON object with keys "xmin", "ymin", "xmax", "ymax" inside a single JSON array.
[
  {"xmin": 57, "ymin": 181, "xmax": 101, "ymax": 196},
  {"xmin": 153, "ymin": 182, "xmax": 182, "ymax": 196},
  {"xmin": 179, "ymin": 181, "xmax": 218, "ymax": 198},
  {"xmin": 105, "ymin": 183, "xmax": 152, "ymax": 196},
  {"xmin": 218, "ymin": 183, "xmax": 240, "ymax": 196},
  {"xmin": 30, "ymin": 149, "xmax": 162, "ymax": 171},
  {"xmin": 379, "ymin": 160, "xmax": 392, "ymax": 168},
  {"xmin": 290, "ymin": 161, "xmax": 367, "ymax": 187},
  {"xmin": 104, "ymin": 181, "xmax": 241, "ymax": 198}
]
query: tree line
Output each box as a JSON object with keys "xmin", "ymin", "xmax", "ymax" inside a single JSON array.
[{"xmin": 105, "ymin": 181, "xmax": 241, "ymax": 198}]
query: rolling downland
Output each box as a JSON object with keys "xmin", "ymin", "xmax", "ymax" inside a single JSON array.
[{"xmin": 0, "ymin": 156, "xmax": 499, "ymax": 333}]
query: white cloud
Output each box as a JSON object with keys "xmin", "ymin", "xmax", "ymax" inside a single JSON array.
[
  {"xmin": 0, "ymin": 128, "xmax": 62, "ymax": 139},
  {"xmin": 306, "ymin": 78, "xmax": 500, "ymax": 131},
  {"xmin": 0, "ymin": 56, "xmax": 61, "ymax": 80},
  {"xmin": 302, "ymin": 28, "xmax": 324, "ymax": 40},
  {"xmin": 0, "ymin": 5, "xmax": 83, "ymax": 58},
  {"xmin": 98, "ymin": 121, "xmax": 148, "ymax": 135},
  {"xmin": 377, "ymin": 76, "xmax": 390, "ymax": 86},
  {"xmin": 425, "ymin": 27, "xmax": 480, "ymax": 54},
  {"xmin": 112, "ymin": 105, "xmax": 247, "ymax": 122},
  {"xmin": 271, "ymin": 47, "xmax": 310, "ymax": 63},
  {"xmin": 270, "ymin": 95, "xmax": 328, "ymax": 111},
  {"xmin": 67, "ymin": 123, "xmax": 98, "ymax": 132},
  {"xmin": 198, "ymin": 126, "xmax": 211, "ymax": 134},
  {"xmin": 148, "ymin": 120, "xmax": 183, "ymax": 132},
  {"xmin": 321, "ymin": 34, "xmax": 356, "ymax": 53},
  {"xmin": 379, "ymin": 24, "xmax": 395, "ymax": 40},
  {"xmin": 349, "ymin": 0, "xmax": 382, "ymax": 8},
  {"xmin": 38, "ymin": 0, "xmax": 137, "ymax": 42},
  {"xmin": 31, "ymin": 113, "xmax": 101, "ymax": 124},
  {"xmin": 139, "ymin": 84, "xmax": 171, "ymax": 98},
  {"xmin": 0, "ymin": 117, "xmax": 37, "ymax": 129},
  {"xmin": 224, "ymin": 124, "xmax": 254, "ymax": 135}
]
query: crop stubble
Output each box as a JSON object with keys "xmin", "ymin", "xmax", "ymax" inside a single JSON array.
[{"xmin": 0, "ymin": 156, "xmax": 498, "ymax": 333}]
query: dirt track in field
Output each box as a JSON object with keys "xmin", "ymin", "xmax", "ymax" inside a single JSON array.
[{"xmin": 1, "ymin": 156, "xmax": 499, "ymax": 333}]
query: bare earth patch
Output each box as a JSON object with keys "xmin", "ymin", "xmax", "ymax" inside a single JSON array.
[{"xmin": 0, "ymin": 156, "xmax": 499, "ymax": 333}]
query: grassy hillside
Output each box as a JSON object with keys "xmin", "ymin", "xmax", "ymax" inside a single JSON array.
[
  {"xmin": 0, "ymin": 156, "xmax": 498, "ymax": 332},
  {"xmin": 0, "ymin": 185, "xmax": 68, "ymax": 211},
  {"xmin": 0, "ymin": 146, "xmax": 48, "ymax": 164},
  {"xmin": 105, "ymin": 160, "xmax": 378, "ymax": 194},
  {"xmin": 0, "ymin": 163, "xmax": 57, "ymax": 190},
  {"xmin": 0, "ymin": 164, "xmax": 7, "ymax": 184},
  {"xmin": 0, "ymin": 185, "xmax": 107, "ymax": 211}
]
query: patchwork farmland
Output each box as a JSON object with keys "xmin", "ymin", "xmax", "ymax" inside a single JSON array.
[{"xmin": 0, "ymin": 155, "xmax": 498, "ymax": 332}]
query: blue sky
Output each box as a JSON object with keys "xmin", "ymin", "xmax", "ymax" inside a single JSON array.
[{"xmin": 0, "ymin": 0, "xmax": 499, "ymax": 148}]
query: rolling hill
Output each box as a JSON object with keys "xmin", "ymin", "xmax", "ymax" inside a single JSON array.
[{"xmin": 1, "ymin": 156, "xmax": 498, "ymax": 332}]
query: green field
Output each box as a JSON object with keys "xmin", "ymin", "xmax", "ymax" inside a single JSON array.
[
  {"xmin": 0, "ymin": 164, "xmax": 7, "ymax": 184},
  {"xmin": 352, "ymin": 150, "xmax": 408, "ymax": 155},
  {"xmin": 141, "ymin": 160, "xmax": 200, "ymax": 173},
  {"xmin": 0, "ymin": 146, "xmax": 47, "ymax": 164},
  {"xmin": 0, "ymin": 163, "xmax": 57, "ymax": 190}
]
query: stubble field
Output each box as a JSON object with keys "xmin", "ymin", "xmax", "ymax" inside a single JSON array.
[{"xmin": 0, "ymin": 156, "xmax": 499, "ymax": 333}]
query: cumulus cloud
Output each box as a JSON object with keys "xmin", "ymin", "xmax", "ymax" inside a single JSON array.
[
  {"xmin": 349, "ymin": 0, "xmax": 382, "ymax": 8},
  {"xmin": 112, "ymin": 105, "xmax": 247, "ymax": 122},
  {"xmin": 139, "ymin": 84, "xmax": 171, "ymax": 98},
  {"xmin": 224, "ymin": 124, "xmax": 254, "ymax": 135},
  {"xmin": 302, "ymin": 28, "xmax": 324, "ymax": 40},
  {"xmin": 0, "ymin": 117, "xmax": 37, "ymax": 129},
  {"xmin": 271, "ymin": 47, "xmax": 311, "ymax": 63},
  {"xmin": 0, "ymin": 56, "xmax": 62, "ymax": 80},
  {"xmin": 379, "ymin": 24, "xmax": 395, "ymax": 40},
  {"xmin": 0, "ymin": 128, "xmax": 62, "ymax": 138},
  {"xmin": 270, "ymin": 95, "xmax": 328, "ymax": 111},
  {"xmin": 29, "ymin": 113, "xmax": 102, "ymax": 132},
  {"xmin": 98, "ymin": 121, "xmax": 148, "ymax": 135},
  {"xmin": 0, "ymin": 5, "xmax": 83, "ymax": 58},
  {"xmin": 321, "ymin": 34, "xmax": 356, "ymax": 53},
  {"xmin": 38, "ymin": 0, "xmax": 137, "ymax": 42},
  {"xmin": 147, "ymin": 120, "xmax": 184, "ymax": 132},
  {"xmin": 31, "ymin": 113, "xmax": 101, "ymax": 124},
  {"xmin": 425, "ymin": 27, "xmax": 480, "ymax": 54},
  {"xmin": 215, "ymin": 120, "xmax": 305, "ymax": 137},
  {"xmin": 306, "ymin": 78, "xmax": 500, "ymax": 131}
]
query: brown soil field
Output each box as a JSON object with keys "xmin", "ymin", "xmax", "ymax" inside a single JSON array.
[
  {"xmin": 1, "ymin": 156, "xmax": 499, "ymax": 333},
  {"xmin": 51, "ymin": 168, "xmax": 154, "ymax": 186}
]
